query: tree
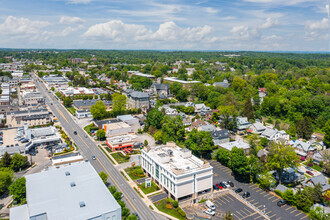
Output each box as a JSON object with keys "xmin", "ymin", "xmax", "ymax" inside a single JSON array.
[
  {"xmin": 323, "ymin": 120, "xmax": 330, "ymax": 148},
  {"xmin": 11, "ymin": 153, "xmax": 28, "ymax": 172},
  {"xmin": 63, "ymin": 97, "xmax": 73, "ymax": 107},
  {"xmin": 0, "ymin": 151, "xmax": 11, "ymax": 167},
  {"xmin": 127, "ymin": 215, "xmax": 138, "ymax": 220},
  {"xmin": 309, "ymin": 206, "xmax": 328, "ymax": 220},
  {"xmin": 218, "ymin": 105, "xmax": 235, "ymax": 129},
  {"xmin": 232, "ymin": 76, "xmax": 247, "ymax": 92},
  {"xmin": 295, "ymin": 188, "xmax": 314, "ymax": 212},
  {"xmin": 266, "ymin": 143, "xmax": 296, "ymax": 184},
  {"xmin": 99, "ymin": 172, "xmax": 108, "ymax": 184},
  {"xmin": 109, "ymin": 185, "xmax": 117, "ymax": 194},
  {"xmin": 230, "ymin": 147, "xmax": 250, "ymax": 181},
  {"xmin": 161, "ymin": 116, "xmax": 185, "ymax": 143},
  {"xmin": 216, "ymin": 148, "xmax": 231, "ymax": 166},
  {"xmin": 9, "ymin": 177, "xmax": 26, "ymax": 204},
  {"xmin": 91, "ymin": 100, "xmax": 107, "ymax": 120},
  {"xmin": 96, "ymin": 129, "xmax": 106, "ymax": 140},
  {"xmin": 296, "ymin": 117, "xmax": 313, "ymax": 139},
  {"xmin": 113, "ymin": 191, "xmax": 122, "ymax": 200},
  {"xmin": 112, "ymin": 93, "xmax": 127, "ymax": 112},
  {"xmin": 146, "ymin": 109, "xmax": 164, "ymax": 129},
  {"xmin": 144, "ymin": 140, "xmax": 148, "ymax": 146},
  {"xmin": 282, "ymin": 189, "xmax": 295, "ymax": 205},
  {"xmin": 0, "ymin": 168, "xmax": 14, "ymax": 194},
  {"xmin": 99, "ymin": 93, "xmax": 104, "ymax": 100},
  {"xmin": 258, "ymin": 172, "xmax": 275, "ymax": 190},
  {"xmin": 223, "ymin": 211, "xmax": 235, "ymax": 220},
  {"xmin": 176, "ymin": 88, "xmax": 190, "ymax": 102},
  {"xmin": 243, "ymin": 97, "xmax": 254, "ymax": 120},
  {"xmin": 185, "ymin": 129, "xmax": 214, "ymax": 158},
  {"xmin": 260, "ymin": 137, "xmax": 269, "ymax": 148},
  {"xmin": 311, "ymin": 183, "xmax": 323, "ymax": 203},
  {"xmin": 51, "ymin": 87, "xmax": 55, "ymax": 91}
]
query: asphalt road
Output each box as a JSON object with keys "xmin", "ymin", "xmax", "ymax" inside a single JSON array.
[
  {"xmin": 210, "ymin": 160, "xmax": 308, "ymax": 220},
  {"xmin": 33, "ymin": 75, "xmax": 160, "ymax": 220}
]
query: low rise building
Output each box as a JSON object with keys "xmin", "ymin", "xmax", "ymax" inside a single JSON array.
[
  {"xmin": 10, "ymin": 162, "xmax": 121, "ymax": 220},
  {"xmin": 106, "ymin": 134, "xmax": 137, "ymax": 151},
  {"xmin": 248, "ymin": 122, "xmax": 266, "ymax": 134},
  {"xmin": 163, "ymin": 77, "xmax": 200, "ymax": 88},
  {"xmin": 22, "ymin": 92, "xmax": 45, "ymax": 107},
  {"xmin": 73, "ymin": 99, "xmax": 112, "ymax": 111},
  {"xmin": 75, "ymin": 110, "xmax": 92, "ymax": 119},
  {"xmin": 212, "ymin": 129, "xmax": 230, "ymax": 145},
  {"xmin": 116, "ymin": 115, "xmax": 140, "ymax": 132},
  {"xmin": 43, "ymin": 75, "xmax": 68, "ymax": 89},
  {"xmin": 213, "ymin": 79, "xmax": 230, "ymax": 88},
  {"xmin": 103, "ymin": 121, "xmax": 132, "ymax": 137},
  {"xmin": 219, "ymin": 141, "xmax": 250, "ymax": 154},
  {"xmin": 292, "ymin": 140, "xmax": 316, "ymax": 158},
  {"xmin": 151, "ymin": 83, "xmax": 170, "ymax": 98},
  {"xmin": 23, "ymin": 125, "xmax": 61, "ymax": 151},
  {"xmin": 6, "ymin": 108, "xmax": 51, "ymax": 128},
  {"xmin": 128, "ymin": 91, "xmax": 150, "ymax": 112},
  {"xmin": 141, "ymin": 143, "xmax": 213, "ymax": 202},
  {"xmin": 236, "ymin": 117, "xmax": 251, "ymax": 132}
]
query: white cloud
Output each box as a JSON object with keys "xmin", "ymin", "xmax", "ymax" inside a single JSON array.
[
  {"xmin": 243, "ymin": 0, "xmax": 319, "ymax": 6},
  {"xmin": 306, "ymin": 18, "xmax": 329, "ymax": 31},
  {"xmin": 67, "ymin": 0, "xmax": 93, "ymax": 4},
  {"xmin": 263, "ymin": 35, "xmax": 283, "ymax": 41},
  {"xmin": 59, "ymin": 25, "xmax": 84, "ymax": 37},
  {"xmin": 230, "ymin": 25, "xmax": 260, "ymax": 40},
  {"xmin": 260, "ymin": 18, "xmax": 279, "ymax": 29},
  {"xmin": 59, "ymin": 16, "xmax": 85, "ymax": 24},
  {"xmin": 0, "ymin": 16, "xmax": 50, "ymax": 37},
  {"xmin": 204, "ymin": 7, "xmax": 219, "ymax": 14}
]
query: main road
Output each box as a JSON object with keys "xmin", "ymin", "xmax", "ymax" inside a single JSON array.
[{"xmin": 33, "ymin": 75, "xmax": 161, "ymax": 220}]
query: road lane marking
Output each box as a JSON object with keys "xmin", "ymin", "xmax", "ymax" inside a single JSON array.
[{"xmin": 96, "ymin": 157, "xmax": 137, "ymax": 212}]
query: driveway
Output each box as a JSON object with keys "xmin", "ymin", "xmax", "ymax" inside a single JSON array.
[
  {"xmin": 136, "ymin": 133, "xmax": 155, "ymax": 147},
  {"xmin": 210, "ymin": 160, "xmax": 308, "ymax": 220},
  {"xmin": 149, "ymin": 193, "xmax": 168, "ymax": 203}
]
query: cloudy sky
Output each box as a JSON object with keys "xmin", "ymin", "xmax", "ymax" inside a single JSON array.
[{"xmin": 0, "ymin": 0, "xmax": 329, "ymax": 51}]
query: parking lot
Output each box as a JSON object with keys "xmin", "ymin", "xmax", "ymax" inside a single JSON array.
[
  {"xmin": 213, "ymin": 192, "xmax": 266, "ymax": 220},
  {"xmin": 210, "ymin": 160, "xmax": 308, "ymax": 220}
]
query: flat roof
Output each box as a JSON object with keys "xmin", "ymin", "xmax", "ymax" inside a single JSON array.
[
  {"xmin": 220, "ymin": 141, "xmax": 250, "ymax": 151},
  {"xmin": 105, "ymin": 122, "xmax": 131, "ymax": 130},
  {"xmin": 107, "ymin": 134, "xmax": 136, "ymax": 145},
  {"xmin": 164, "ymin": 77, "xmax": 200, "ymax": 84},
  {"xmin": 143, "ymin": 145, "xmax": 211, "ymax": 176},
  {"xmin": 25, "ymin": 162, "xmax": 120, "ymax": 220}
]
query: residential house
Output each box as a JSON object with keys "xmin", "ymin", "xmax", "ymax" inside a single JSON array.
[
  {"xmin": 236, "ymin": 117, "xmax": 251, "ymax": 132},
  {"xmin": 257, "ymin": 149, "xmax": 268, "ymax": 162},
  {"xmin": 127, "ymin": 91, "xmax": 150, "ymax": 113},
  {"xmin": 302, "ymin": 174, "xmax": 330, "ymax": 193},
  {"xmin": 248, "ymin": 122, "xmax": 266, "ymax": 134},
  {"xmin": 199, "ymin": 124, "xmax": 217, "ymax": 132},
  {"xmin": 151, "ymin": 83, "xmax": 170, "ymax": 98},
  {"xmin": 212, "ymin": 129, "xmax": 230, "ymax": 145},
  {"xmin": 187, "ymin": 119, "xmax": 207, "ymax": 132},
  {"xmin": 219, "ymin": 141, "xmax": 250, "ymax": 154},
  {"xmin": 194, "ymin": 103, "xmax": 211, "ymax": 116},
  {"xmin": 10, "ymin": 162, "xmax": 121, "ymax": 220},
  {"xmin": 292, "ymin": 140, "xmax": 317, "ymax": 158},
  {"xmin": 213, "ymin": 79, "xmax": 230, "ymax": 88},
  {"xmin": 259, "ymin": 88, "xmax": 267, "ymax": 103},
  {"xmin": 186, "ymin": 68, "xmax": 195, "ymax": 76},
  {"xmin": 158, "ymin": 106, "xmax": 178, "ymax": 116},
  {"xmin": 313, "ymin": 149, "xmax": 329, "ymax": 165},
  {"xmin": 182, "ymin": 118, "xmax": 192, "ymax": 126}
]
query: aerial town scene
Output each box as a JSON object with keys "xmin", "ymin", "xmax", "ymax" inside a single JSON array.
[{"xmin": 0, "ymin": 1, "xmax": 329, "ymax": 220}]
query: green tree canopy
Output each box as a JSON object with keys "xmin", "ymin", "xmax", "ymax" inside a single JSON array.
[
  {"xmin": 323, "ymin": 120, "xmax": 330, "ymax": 148},
  {"xmin": 184, "ymin": 129, "xmax": 214, "ymax": 158},
  {"xmin": 0, "ymin": 151, "xmax": 12, "ymax": 167},
  {"xmin": 216, "ymin": 148, "xmax": 231, "ymax": 166},
  {"xmin": 230, "ymin": 147, "xmax": 250, "ymax": 181},
  {"xmin": 90, "ymin": 100, "xmax": 107, "ymax": 120},
  {"xmin": 112, "ymin": 93, "xmax": 127, "ymax": 112},
  {"xmin": 63, "ymin": 97, "xmax": 73, "ymax": 107},
  {"xmin": 11, "ymin": 153, "xmax": 28, "ymax": 172},
  {"xmin": 99, "ymin": 171, "xmax": 108, "ymax": 184},
  {"xmin": 296, "ymin": 117, "xmax": 313, "ymax": 139},
  {"xmin": 0, "ymin": 167, "xmax": 14, "ymax": 194},
  {"xmin": 146, "ymin": 108, "xmax": 164, "ymax": 129},
  {"xmin": 96, "ymin": 129, "xmax": 106, "ymax": 140},
  {"xmin": 9, "ymin": 177, "xmax": 26, "ymax": 204}
]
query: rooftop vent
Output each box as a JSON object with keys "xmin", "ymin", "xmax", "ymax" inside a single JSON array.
[
  {"xmin": 70, "ymin": 182, "xmax": 76, "ymax": 187},
  {"xmin": 65, "ymin": 171, "xmax": 70, "ymax": 176},
  {"xmin": 79, "ymin": 201, "xmax": 86, "ymax": 208}
]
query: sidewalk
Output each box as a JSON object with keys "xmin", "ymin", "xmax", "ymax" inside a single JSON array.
[{"xmin": 120, "ymin": 169, "xmax": 179, "ymax": 220}]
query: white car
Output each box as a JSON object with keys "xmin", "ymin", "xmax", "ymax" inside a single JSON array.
[
  {"xmin": 224, "ymin": 181, "xmax": 231, "ymax": 188},
  {"xmin": 203, "ymin": 208, "xmax": 215, "ymax": 216}
]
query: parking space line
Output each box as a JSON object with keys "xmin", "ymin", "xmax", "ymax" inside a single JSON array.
[
  {"xmin": 252, "ymin": 202, "xmax": 259, "ymax": 206},
  {"xmin": 240, "ymin": 209, "xmax": 249, "ymax": 216},
  {"xmin": 244, "ymin": 207, "xmax": 253, "ymax": 215},
  {"xmin": 286, "ymin": 206, "xmax": 293, "ymax": 211},
  {"xmin": 295, "ymin": 212, "xmax": 304, "ymax": 216},
  {"xmin": 276, "ymin": 218, "xmax": 281, "ymax": 220},
  {"xmin": 269, "ymin": 214, "xmax": 276, "ymax": 219},
  {"xmin": 234, "ymin": 211, "xmax": 244, "ymax": 219},
  {"xmin": 266, "ymin": 211, "xmax": 272, "ymax": 215},
  {"xmin": 272, "ymin": 198, "xmax": 278, "ymax": 202},
  {"xmin": 248, "ymin": 199, "xmax": 255, "ymax": 202},
  {"xmin": 215, "ymin": 200, "xmax": 223, "ymax": 206},
  {"xmin": 301, "ymin": 215, "xmax": 308, "ymax": 219},
  {"xmin": 254, "ymin": 215, "xmax": 263, "ymax": 219},
  {"xmin": 290, "ymin": 209, "xmax": 296, "ymax": 213},
  {"xmin": 256, "ymin": 189, "xmax": 263, "ymax": 192},
  {"xmin": 260, "ymin": 191, "xmax": 267, "ymax": 195},
  {"xmin": 223, "ymin": 194, "xmax": 234, "ymax": 201},
  {"xmin": 257, "ymin": 205, "xmax": 263, "ymax": 209},
  {"xmin": 267, "ymin": 196, "xmax": 276, "ymax": 200},
  {"xmin": 241, "ymin": 211, "xmax": 258, "ymax": 219},
  {"xmin": 219, "ymin": 196, "xmax": 230, "ymax": 203}
]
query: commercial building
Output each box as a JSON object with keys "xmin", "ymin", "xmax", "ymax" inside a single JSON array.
[
  {"xmin": 103, "ymin": 121, "xmax": 132, "ymax": 137},
  {"xmin": 73, "ymin": 100, "xmax": 112, "ymax": 111},
  {"xmin": 163, "ymin": 77, "xmax": 200, "ymax": 88},
  {"xmin": 6, "ymin": 108, "xmax": 51, "ymax": 128},
  {"xmin": 106, "ymin": 134, "xmax": 136, "ymax": 152},
  {"xmin": 22, "ymin": 92, "xmax": 45, "ymax": 107},
  {"xmin": 141, "ymin": 143, "xmax": 213, "ymax": 202},
  {"xmin": 42, "ymin": 75, "xmax": 68, "ymax": 88},
  {"xmin": 127, "ymin": 91, "xmax": 150, "ymax": 112},
  {"xmin": 10, "ymin": 162, "xmax": 121, "ymax": 220},
  {"xmin": 23, "ymin": 125, "xmax": 61, "ymax": 151},
  {"xmin": 128, "ymin": 71, "xmax": 155, "ymax": 78},
  {"xmin": 75, "ymin": 110, "xmax": 92, "ymax": 119},
  {"xmin": 116, "ymin": 115, "xmax": 140, "ymax": 132}
]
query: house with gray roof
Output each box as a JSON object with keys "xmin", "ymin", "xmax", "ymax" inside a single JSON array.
[
  {"xmin": 151, "ymin": 83, "xmax": 170, "ymax": 98},
  {"xmin": 128, "ymin": 91, "xmax": 150, "ymax": 112},
  {"xmin": 302, "ymin": 174, "xmax": 330, "ymax": 193},
  {"xmin": 10, "ymin": 161, "xmax": 121, "ymax": 220},
  {"xmin": 73, "ymin": 100, "xmax": 112, "ymax": 111},
  {"xmin": 212, "ymin": 129, "xmax": 230, "ymax": 145},
  {"xmin": 219, "ymin": 141, "xmax": 250, "ymax": 154},
  {"xmin": 199, "ymin": 124, "xmax": 217, "ymax": 132},
  {"xmin": 292, "ymin": 140, "xmax": 316, "ymax": 158},
  {"xmin": 236, "ymin": 117, "xmax": 251, "ymax": 132},
  {"xmin": 213, "ymin": 79, "xmax": 230, "ymax": 88},
  {"xmin": 248, "ymin": 122, "xmax": 266, "ymax": 134}
]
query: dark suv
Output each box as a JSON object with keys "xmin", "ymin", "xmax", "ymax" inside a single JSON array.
[
  {"xmin": 242, "ymin": 192, "xmax": 250, "ymax": 198},
  {"xmin": 277, "ymin": 200, "xmax": 287, "ymax": 207}
]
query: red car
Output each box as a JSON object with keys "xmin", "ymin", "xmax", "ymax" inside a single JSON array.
[
  {"xmin": 216, "ymin": 183, "xmax": 223, "ymax": 190},
  {"xmin": 306, "ymin": 171, "xmax": 314, "ymax": 176}
]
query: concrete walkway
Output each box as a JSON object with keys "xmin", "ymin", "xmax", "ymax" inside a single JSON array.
[{"xmin": 121, "ymin": 169, "xmax": 179, "ymax": 220}]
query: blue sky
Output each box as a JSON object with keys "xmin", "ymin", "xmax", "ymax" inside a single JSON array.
[{"xmin": 0, "ymin": 0, "xmax": 328, "ymax": 51}]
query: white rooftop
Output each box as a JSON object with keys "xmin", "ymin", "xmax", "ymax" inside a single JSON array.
[
  {"xmin": 13, "ymin": 162, "xmax": 121, "ymax": 220},
  {"xmin": 107, "ymin": 134, "xmax": 136, "ymax": 145},
  {"xmin": 164, "ymin": 77, "xmax": 200, "ymax": 84},
  {"xmin": 220, "ymin": 141, "xmax": 250, "ymax": 151},
  {"xmin": 144, "ymin": 144, "xmax": 210, "ymax": 176}
]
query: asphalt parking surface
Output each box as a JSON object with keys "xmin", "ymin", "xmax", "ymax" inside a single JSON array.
[
  {"xmin": 149, "ymin": 193, "xmax": 168, "ymax": 202},
  {"xmin": 213, "ymin": 192, "xmax": 266, "ymax": 220},
  {"xmin": 210, "ymin": 160, "xmax": 308, "ymax": 220}
]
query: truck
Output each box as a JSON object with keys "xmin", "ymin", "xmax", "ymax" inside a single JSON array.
[{"xmin": 206, "ymin": 200, "xmax": 215, "ymax": 210}]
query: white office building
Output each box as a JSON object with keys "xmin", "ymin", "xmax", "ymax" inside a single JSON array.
[{"xmin": 141, "ymin": 143, "xmax": 213, "ymax": 202}]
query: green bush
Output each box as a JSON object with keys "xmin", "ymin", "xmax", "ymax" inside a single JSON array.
[
  {"xmin": 178, "ymin": 208, "xmax": 186, "ymax": 217},
  {"xmin": 173, "ymin": 201, "xmax": 178, "ymax": 208},
  {"xmin": 166, "ymin": 198, "xmax": 174, "ymax": 203},
  {"xmin": 275, "ymin": 190, "xmax": 282, "ymax": 197}
]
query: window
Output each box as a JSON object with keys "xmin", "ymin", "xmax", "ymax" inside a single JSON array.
[{"xmin": 156, "ymin": 164, "xmax": 159, "ymax": 179}]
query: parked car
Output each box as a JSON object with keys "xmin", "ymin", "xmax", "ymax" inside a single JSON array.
[
  {"xmin": 74, "ymin": 131, "xmax": 77, "ymax": 135},
  {"xmin": 219, "ymin": 182, "xmax": 227, "ymax": 188},
  {"xmin": 305, "ymin": 166, "xmax": 312, "ymax": 171},
  {"xmin": 213, "ymin": 184, "xmax": 218, "ymax": 190},
  {"xmin": 203, "ymin": 208, "xmax": 215, "ymax": 216},
  {"xmin": 216, "ymin": 183, "xmax": 223, "ymax": 190},
  {"xmin": 10, "ymin": 144, "xmax": 14, "ymax": 147},
  {"xmin": 206, "ymin": 200, "xmax": 216, "ymax": 210},
  {"xmin": 15, "ymin": 143, "xmax": 18, "ymax": 147},
  {"xmin": 306, "ymin": 170, "xmax": 314, "ymax": 176},
  {"xmin": 92, "ymin": 155, "xmax": 96, "ymax": 160},
  {"xmin": 235, "ymin": 188, "xmax": 243, "ymax": 193},
  {"xmin": 228, "ymin": 181, "xmax": 234, "ymax": 187},
  {"xmin": 224, "ymin": 182, "xmax": 230, "ymax": 188},
  {"xmin": 277, "ymin": 200, "xmax": 287, "ymax": 207},
  {"xmin": 242, "ymin": 192, "xmax": 250, "ymax": 198}
]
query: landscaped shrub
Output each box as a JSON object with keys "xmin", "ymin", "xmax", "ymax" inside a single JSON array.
[
  {"xmin": 166, "ymin": 198, "xmax": 174, "ymax": 203},
  {"xmin": 173, "ymin": 201, "xmax": 178, "ymax": 208},
  {"xmin": 133, "ymin": 168, "xmax": 144, "ymax": 176},
  {"xmin": 178, "ymin": 207, "xmax": 186, "ymax": 217},
  {"xmin": 308, "ymin": 163, "xmax": 313, "ymax": 167},
  {"xmin": 275, "ymin": 190, "xmax": 282, "ymax": 197}
]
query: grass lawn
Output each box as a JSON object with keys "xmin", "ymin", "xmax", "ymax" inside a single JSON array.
[
  {"xmin": 111, "ymin": 152, "xmax": 130, "ymax": 164},
  {"xmin": 125, "ymin": 166, "xmax": 145, "ymax": 180},
  {"xmin": 84, "ymin": 123, "xmax": 98, "ymax": 135},
  {"xmin": 67, "ymin": 107, "xmax": 76, "ymax": 115},
  {"xmin": 139, "ymin": 181, "xmax": 160, "ymax": 195},
  {"xmin": 154, "ymin": 199, "xmax": 186, "ymax": 220},
  {"xmin": 312, "ymin": 164, "xmax": 323, "ymax": 172}
]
